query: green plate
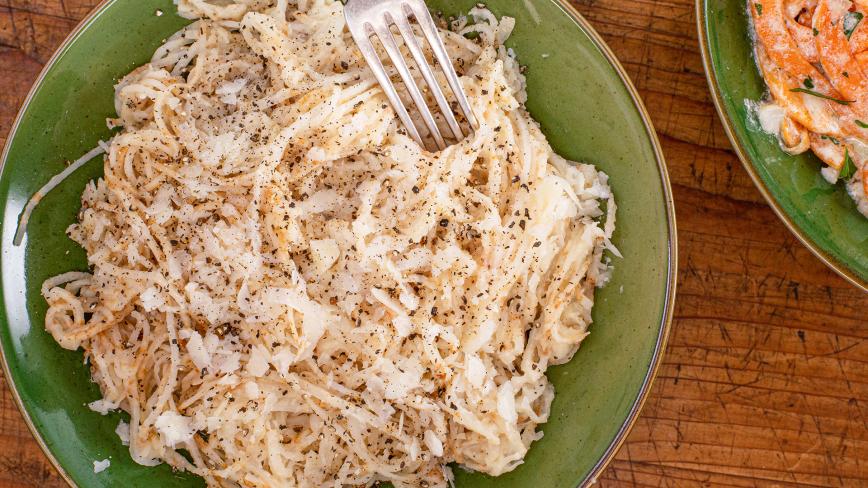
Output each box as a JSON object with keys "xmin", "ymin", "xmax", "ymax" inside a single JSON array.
[
  {"xmin": 698, "ymin": 0, "xmax": 868, "ymax": 291},
  {"xmin": 0, "ymin": 1, "xmax": 676, "ymax": 486}
]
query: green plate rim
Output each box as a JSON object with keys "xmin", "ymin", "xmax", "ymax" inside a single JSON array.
[
  {"xmin": 0, "ymin": 1, "xmax": 678, "ymax": 486},
  {"xmin": 554, "ymin": 2, "xmax": 676, "ymax": 485},
  {"xmin": 696, "ymin": 0, "xmax": 868, "ymax": 293}
]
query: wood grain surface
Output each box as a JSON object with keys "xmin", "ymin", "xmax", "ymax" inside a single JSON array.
[{"xmin": 0, "ymin": 1, "xmax": 865, "ymax": 487}]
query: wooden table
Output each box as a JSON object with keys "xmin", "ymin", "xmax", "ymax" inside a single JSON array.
[{"xmin": 0, "ymin": 1, "xmax": 865, "ymax": 486}]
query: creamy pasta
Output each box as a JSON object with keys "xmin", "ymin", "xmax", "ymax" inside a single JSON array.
[
  {"xmin": 36, "ymin": 1, "xmax": 616, "ymax": 486},
  {"xmin": 751, "ymin": 0, "xmax": 868, "ymax": 216}
]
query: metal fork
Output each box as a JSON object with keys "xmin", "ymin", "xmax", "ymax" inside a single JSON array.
[{"xmin": 344, "ymin": 0, "xmax": 479, "ymax": 150}]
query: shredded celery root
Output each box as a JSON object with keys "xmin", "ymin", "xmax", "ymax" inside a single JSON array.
[{"xmin": 41, "ymin": 1, "xmax": 616, "ymax": 486}]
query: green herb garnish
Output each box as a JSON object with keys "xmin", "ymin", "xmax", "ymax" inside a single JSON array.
[
  {"xmin": 844, "ymin": 11, "xmax": 864, "ymax": 40},
  {"xmin": 856, "ymin": 120, "xmax": 868, "ymax": 129},
  {"xmin": 840, "ymin": 149, "xmax": 857, "ymax": 180},
  {"xmin": 804, "ymin": 78, "xmax": 814, "ymax": 89},
  {"xmin": 790, "ymin": 87, "xmax": 854, "ymax": 105},
  {"xmin": 755, "ymin": 3, "xmax": 763, "ymax": 15},
  {"xmin": 821, "ymin": 135, "xmax": 841, "ymax": 145},
  {"xmin": 813, "ymin": 27, "xmax": 820, "ymax": 36}
]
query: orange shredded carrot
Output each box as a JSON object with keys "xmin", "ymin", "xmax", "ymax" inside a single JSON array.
[
  {"xmin": 753, "ymin": 0, "xmax": 835, "ymax": 94},
  {"xmin": 814, "ymin": 0, "xmax": 868, "ymax": 113}
]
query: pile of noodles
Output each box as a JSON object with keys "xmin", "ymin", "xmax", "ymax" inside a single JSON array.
[
  {"xmin": 750, "ymin": 0, "xmax": 868, "ymax": 215},
  {"xmin": 39, "ymin": 1, "xmax": 616, "ymax": 486}
]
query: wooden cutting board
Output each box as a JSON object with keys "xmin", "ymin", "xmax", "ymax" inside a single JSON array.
[{"xmin": 0, "ymin": 1, "xmax": 865, "ymax": 486}]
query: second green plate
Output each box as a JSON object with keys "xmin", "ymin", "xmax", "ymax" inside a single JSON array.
[{"xmin": 699, "ymin": 0, "xmax": 868, "ymax": 290}]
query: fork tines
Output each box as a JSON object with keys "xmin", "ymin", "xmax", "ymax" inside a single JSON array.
[{"xmin": 345, "ymin": 0, "xmax": 479, "ymax": 150}]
